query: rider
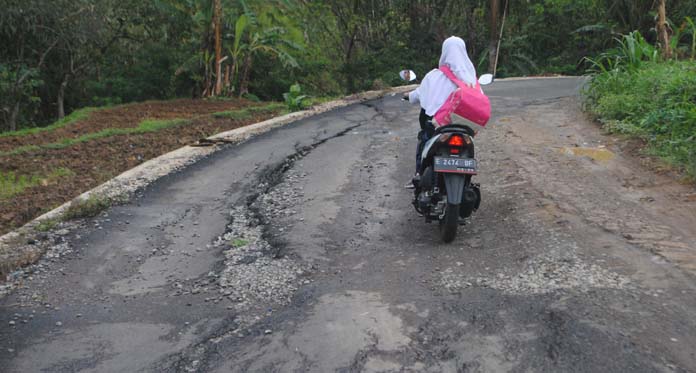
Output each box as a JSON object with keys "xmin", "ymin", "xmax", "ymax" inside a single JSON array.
[{"xmin": 404, "ymin": 36, "xmax": 478, "ymax": 186}]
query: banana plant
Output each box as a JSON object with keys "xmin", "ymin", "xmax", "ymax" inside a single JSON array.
[
  {"xmin": 283, "ymin": 83, "xmax": 309, "ymax": 111},
  {"xmin": 227, "ymin": 4, "xmax": 303, "ymax": 97},
  {"xmin": 225, "ymin": 13, "xmax": 250, "ymax": 95},
  {"xmin": 686, "ymin": 17, "xmax": 696, "ymax": 60}
]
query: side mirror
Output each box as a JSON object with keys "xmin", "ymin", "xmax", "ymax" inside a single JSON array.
[
  {"xmin": 478, "ymin": 74, "xmax": 494, "ymax": 85},
  {"xmin": 399, "ymin": 69, "xmax": 417, "ymax": 82}
]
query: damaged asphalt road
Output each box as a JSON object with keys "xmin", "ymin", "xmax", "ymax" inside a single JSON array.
[{"xmin": 2, "ymin": 78, "xmax": 696, "ymax": 372}]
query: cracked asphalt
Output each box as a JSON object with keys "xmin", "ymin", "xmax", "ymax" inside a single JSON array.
[{"xmin": 2, "ymin": 77, "xmax": 696, "ymax": 372}]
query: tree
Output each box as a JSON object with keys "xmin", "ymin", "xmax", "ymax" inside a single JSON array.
[
  {"xmin": 49, "ymin": 0, "xmax": 130, "ymax": 119},
  {"xmin": 488, "ymin": 0, "xmax": 500, "ymax": 73},
  {"xmin": 657, "ymin": 0, "xmax": 672, "ymax": 59},
  {"xmin": 213, "ymin": 0, "xmax": 224, "ymax": 95},
  {"xmin": 0, "ymin": 63, "xmax": 48, "ymax": 132},
  {"xmin": 0, "ymin": 1, "xmax": 60, "ymax": 131},
  {"xmin": 233, "ymin": 5, "xmax": 303, "ymax": 97}
]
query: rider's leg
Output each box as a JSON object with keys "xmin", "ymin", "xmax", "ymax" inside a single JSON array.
[{"xmin": 415, "ymin": 109, "xmax": 434, "ymax": 174}]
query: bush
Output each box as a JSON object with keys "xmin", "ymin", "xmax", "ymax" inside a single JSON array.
[
  {"xmin": 36, "ymin": 218, "xmax": 59, "ymax": 232},
  {"xmin": 584, "ymin": 31, "xmax": 658, "ymax": 73},
  {"xmin": 242, "ymin": 93, "xmax": 261, "ymax": 102},
  {"xmin": 370, "ymin": 78, "xmax": 390, "ymax": 90},
  {"xmin": 84, "ymin": 43, "xmax": 184, "ymax": 106},
  {"xmin": 283, "ymin": 83, "xmax": 310, "ymax": 111},
  {"xmin": 584, "ymin": 60, "xmax": 696, "ymax": 177}
]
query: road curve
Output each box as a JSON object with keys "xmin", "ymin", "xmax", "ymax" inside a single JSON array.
[{"xmin": 2, "ymin": 77, "xmax": 696, "ymax": 372}]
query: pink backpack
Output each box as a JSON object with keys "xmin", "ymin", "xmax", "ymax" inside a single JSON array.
[{"xmin": 433, "ymin": 65, "xmax": 491, "ymax": 127}]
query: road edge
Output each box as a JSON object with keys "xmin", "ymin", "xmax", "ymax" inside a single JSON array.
[{"xmin": 0, "ymin": 85, "xmax": 416, "ymax": 282}]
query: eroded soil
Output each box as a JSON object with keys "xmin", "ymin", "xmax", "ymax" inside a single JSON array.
[
  {"xmin": 0, "ymin": 99, "xmax": 283, "ymax": 235},
  {"xmin": 0, "ymin": 99, "xmax": 255, "ymax": 151}
]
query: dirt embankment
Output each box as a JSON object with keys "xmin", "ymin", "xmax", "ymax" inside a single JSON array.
[{"xmin": 0, "ymin": 98, "xmax": 284, "ymax": 235}]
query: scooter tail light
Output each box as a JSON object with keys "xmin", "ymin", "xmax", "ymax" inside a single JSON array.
[{"xmin": 448, "ymin": 135, "xmax": 464, "ymax": 147}]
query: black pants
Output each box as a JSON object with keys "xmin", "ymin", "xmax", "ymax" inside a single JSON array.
[{"xmin": 416, "ymin": 109, "xmax": 435, "ymax": 173}]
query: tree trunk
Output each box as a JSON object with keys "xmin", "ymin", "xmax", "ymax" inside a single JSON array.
[
  {"xmin": 238, "ymin": 55, "xmax": 253, "ymax": 97},
  {"xmin": 345, "ymin": 31, "xmax": 357, "ymax": 93},
  {"xmin": 657, "ymin": 0, "xmax": 671, "ymax": 59},
  {"xmin": 488, "ymin": 0, "xmax": 500, "ymax": 73},
  {"xmin": 467, "ymin": 4, "xmax": 477, "ymax": 58},
  {"xmin": 57, "ymin": 76, "xmax": 69, "ymax": 120},
  {"xmin": 493, "ymin": 0, "xmax": 508, "ymax": 76},
  {"xmin": 224, "ymin": 64, "xmax": 231, "ymax": 94},
  {"xmin": 9, "ymin": 102, "xmax": 20, "ymax": 132},
  {"xmin": 202, "ymin": 54, "xmax": 212, "ymax": 97},
  {"xmin": 213, "ymin": 0, "xmax": 223, "ymax": 96}
]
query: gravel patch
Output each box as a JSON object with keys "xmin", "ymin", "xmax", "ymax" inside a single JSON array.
[
  {"xmin": 212, "ymin": 166, "xmax": 310, "ymax": 326},
  {"xmin": 440, "ymin": 208, "xmax": 631, "ymax": 295},
  {"xmin": 256, "ymin": 170, "xmax": 306, "ymax": 224},
  {"xmin": 441, "ymin": 252, "xmax": 630, "ymax": 295},
  {"xmin": 159, "ymin": 172, "xmax": 311, "ymax": 371},
  {"xmin": 0, "ymin": 221, "xmax": 79, "ymax": 298},
  {"xmin": 216, "ymin": 206, "xmax": 306, "ymax": 308}
]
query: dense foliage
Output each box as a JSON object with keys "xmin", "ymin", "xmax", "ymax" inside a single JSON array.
[
  {"xmin": 584, "ymin": 27, "xmax": 696, "ymax": 178},
  {"xmin": 2, "ymin": 0, "xmax": 695, "ymax": 132},
  {"xmin": 586, "ymin": 60, "xmax": 696, "ymax": 177}
]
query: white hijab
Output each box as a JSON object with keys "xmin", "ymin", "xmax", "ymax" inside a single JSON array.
[
  {"xmin": 408, "ymin": 36, "xmax": 478, "ymax": 116},
  {"xmin": 439, "ymin": 36, "xmax": 477, "ymax": 85}
]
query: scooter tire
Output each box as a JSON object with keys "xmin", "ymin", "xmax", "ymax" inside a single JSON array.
[{"xmin": 440, "ymin": 203, "xmax": 459, "ymax": 243}]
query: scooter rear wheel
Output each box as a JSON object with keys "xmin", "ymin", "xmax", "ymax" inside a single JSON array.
[{"xmin": 440, "ymin": 203, "xmax": 459, "ymax": 243}]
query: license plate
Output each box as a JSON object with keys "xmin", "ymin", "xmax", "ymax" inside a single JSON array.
[{"xmin": 434, "ymin": 157, "xmax": 477, "ymax": 174}]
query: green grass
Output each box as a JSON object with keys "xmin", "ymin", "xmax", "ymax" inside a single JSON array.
[
  {"xmin": 212, "ymin": 102, "xmax": 286, "ymax": 119},
  {"xmin": 229, "ymin": 238, "xmax": 249, "ymax": 247},
  {"xmin": 584, "ymin": 60, "xmax": 696, "ymax": 178},
  {"xmin": 0, "ymin": 107, "xmax": 98, "ymax": 138},
  {"xmin": 0, "ymin": 168, "xmax": 74, "ymax": 199},
  {"xmin": 36, "ymin": 218, "xmax": 59, "ymax": 232},
  {"xmin": 2, "ymin": 118, "xmax": 189, "ymax": 157},
  {"xmin": 249, "ymin": 102, "xmax": 286, "ymax": 111},
  {"xmin": 62, "ymin": 195, "xmax": 113, "ymax": 220},
  {"xmin": 213, "ymin": 110, "xmax": 253, "ymax": 120},
  {"xmin": 307, "ymin": 96, "xmax": 341, "ymax": 106},
  {"xmin": 2, "ymin": 102, "xmax": 288, "ymax": 157}
]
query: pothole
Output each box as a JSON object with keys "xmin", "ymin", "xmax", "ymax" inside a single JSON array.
[{"xmin": 214, "ymin": 205, "xmax": 308, "ymax": 323}]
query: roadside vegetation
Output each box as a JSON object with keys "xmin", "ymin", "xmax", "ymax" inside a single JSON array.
[
  {"xmin": 35, "ymin": 218, "xmax": 59, "ymax": 232},
  {"xmin": 0, "ymin": 168, "xmax": 74, "ymax": 199},
  {"xmin": 3, "ymin": 0, "xmax": 695, "ymax": 133},
  {"xmin": 584, "ymin": 25, "xmax": 696, "ymax": 178},
  {"xmin": 213, "ymin": 102, "xmax": 288, "ymax": 119},
  {"xmin": 63, "ymin": 195, "xmax": 119, "ymax": 220},
  {"xmin": 0, "ymin": 108, "xmax": 97, "ymax": 138}
]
